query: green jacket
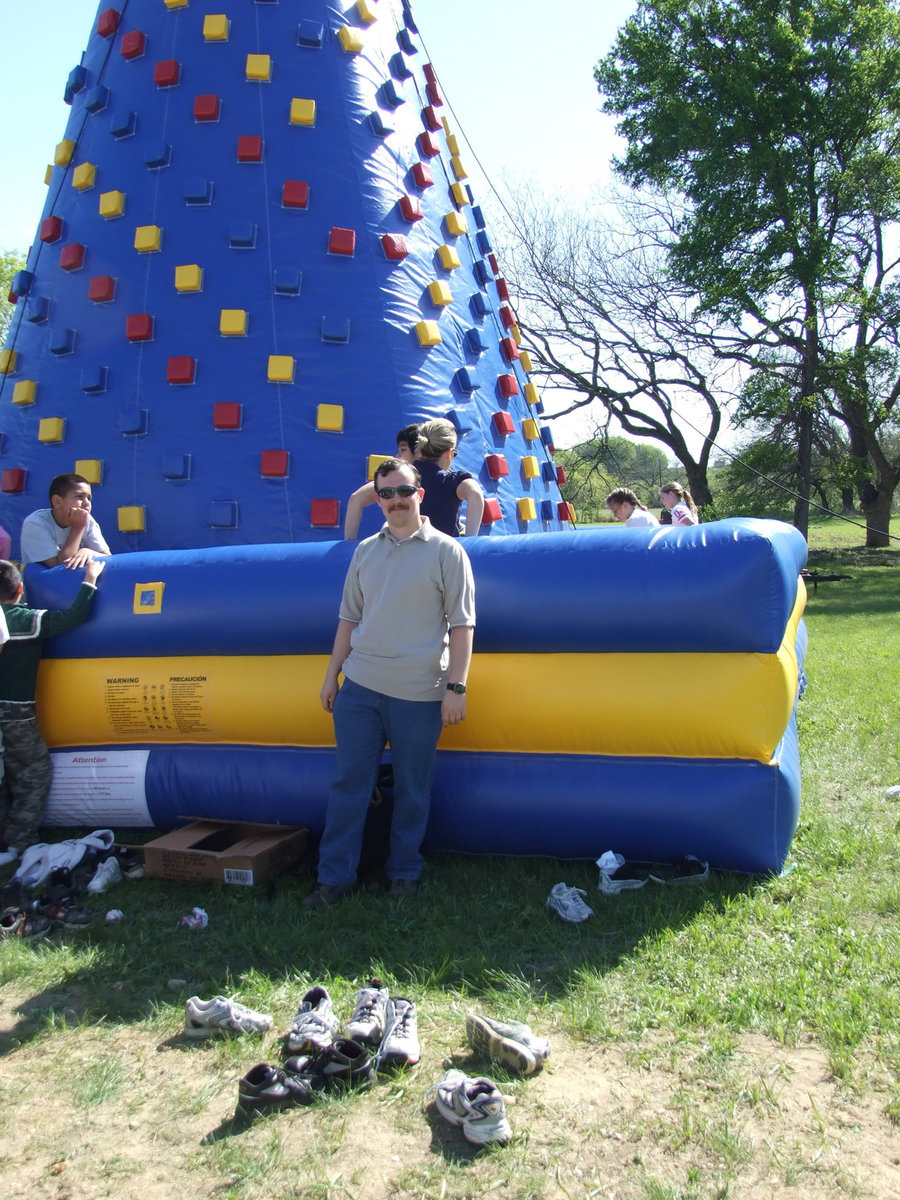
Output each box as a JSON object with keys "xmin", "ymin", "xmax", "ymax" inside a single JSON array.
[{"xmin": 0, "ymin": 583, "xmax": 98, "ymax": 703}]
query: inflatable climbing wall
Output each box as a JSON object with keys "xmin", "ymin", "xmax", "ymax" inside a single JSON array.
[{"xmin": 0, "ymin": 0, "xmax": 568, "ymax": 550}]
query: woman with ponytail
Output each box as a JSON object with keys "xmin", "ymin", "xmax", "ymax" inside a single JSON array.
[{"xmin": 659, "ymin": 482, "xmax": 699, "ymax": 526}]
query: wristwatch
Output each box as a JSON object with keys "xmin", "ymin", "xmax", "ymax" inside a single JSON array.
[{"xmin": 446, "ymin": 682, "xmax": 467, "ymax": 694}]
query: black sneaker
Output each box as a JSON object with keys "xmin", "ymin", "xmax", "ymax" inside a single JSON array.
[
  {"xmin": 34, "ymin": 898, "xmax": 95, "ymax": 928},
  {"xmin": 41, "ymin": 867, "xmax": 79, "ymax": 906},
  {"xmin": 236, "ymin": 1062, "xmax": 324, "ymax": 1119},
  {"xmin": 387, "ymin": 878, "xmax": 418, "ymax": 898},
  {"xmin": 294, "ymin": 1037, "xmax": 376, "ymax": 1089},
  {"xmin": 303, "ymin": 882, "xmax": 358, "ymax": 910},
  {"xmin": 111, "ymin": 845, "xmax": 145, "ymax": 879}
]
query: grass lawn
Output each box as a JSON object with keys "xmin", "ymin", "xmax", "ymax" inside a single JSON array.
[{"xmin": 0, "ymin": 526, "xmax": 897, "ymax": 1199}]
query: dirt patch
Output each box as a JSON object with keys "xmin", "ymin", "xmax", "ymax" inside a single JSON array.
[{"xmin": 0, "ymin": 994, "xmax": 898, "ymax": 1199}]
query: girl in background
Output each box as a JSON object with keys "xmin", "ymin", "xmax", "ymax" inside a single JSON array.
[
  {"xmin": 605, "ymin": 487, "xmax": 659, "ymax": 527},
  {"xmin": 660, "ymin": 482, "xmax": 699, "ymax": 526}
]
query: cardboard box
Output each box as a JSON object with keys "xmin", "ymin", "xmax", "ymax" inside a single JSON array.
[{"xmin": 142, "ymin": 820, "xmax": 309, "ymax": 886}]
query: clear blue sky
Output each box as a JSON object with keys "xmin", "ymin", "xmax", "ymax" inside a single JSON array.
[{"xmin": 0, "ymin": 0, "xmax": 637, "ymax": 252}]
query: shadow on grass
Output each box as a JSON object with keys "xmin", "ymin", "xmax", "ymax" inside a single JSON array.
[{"xmin": 0, "ymin": 853, "xmax": 759, "ymax": 1057}]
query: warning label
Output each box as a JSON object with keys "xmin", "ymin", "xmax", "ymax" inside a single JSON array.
[{"xmin": 104, "ymin": 673, "xmax": 213, "ymax": 738}]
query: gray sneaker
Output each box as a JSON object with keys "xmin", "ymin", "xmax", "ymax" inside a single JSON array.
[
  {"xmin": 376, "ymin": 996, "xmax": 421, "ymax": 1068},
  {"xmin": 284, "ymin": 985, "xmax": 339, "ymax": 1054},
  {"xmin": 465, "ymin": 1012, "xmax": 551, "ymax": 1076},
  {"xmin": 429, "ymin": 1068, "xmax": 512, "ymax": 1145},
  {"xmin": 184, "ymin": 995, "xmax": 273, "ymax": 1039},
  {"xmin": 345, "ymin": 978, "xmax": 389, "ymax": 1046},
  {"xmin": 546, "ymin": 882, "xmax": 594, "ymax": 921}
]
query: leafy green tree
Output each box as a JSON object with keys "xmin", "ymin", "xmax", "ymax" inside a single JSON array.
[
  {"xmin": 597, "ymin": 0, "xmax": 900, "ymax": 543},
  {"xmin": 0, "ymin": 250, "xmax": 25, "ymax": 345},
  {"xmin": 557, "ymin": 434, "xmax": 671, "ymax": 523}
]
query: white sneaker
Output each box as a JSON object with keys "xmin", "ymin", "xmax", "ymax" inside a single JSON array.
[
  {"xmin": 546, "ymin": 882, "xmax": 593, "ymax": 922},
  {"xmin": 345, "ymin": 979, "xmax": 389, "ymax": 1046},
  {"xmin": 284, "ymin": 985, "xmax": 339, "ymax": 1054},
  {"xmin": 376, "ymin": 996, "xmax": 420, "ymax": 1068},
  {"xmin": 597, "ymin": 851, "xmax": 649, "ymax": 895},
  {"xmin": 429, "ymin": 1068, "xmax": 512, "ymax": 1145},
  {"xmin": 0, "ymin": 847, "xmax": 19, "ymax": 868},
  {"xmin": 465, "ymin": 1012, "xmax": 551, "ymax": 1076},
  {"xmin": 184, "ymin": 995, "xmax": 273, "ymax": 1039},
  {"xmin": 86, "ymin": 856, "xmax": 123, "ymax": 894}
]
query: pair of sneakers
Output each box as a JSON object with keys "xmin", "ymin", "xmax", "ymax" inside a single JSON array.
[
  {"xmin": 236, "ymin": 1038, "xmax": 377, "ymax": 1120},
  {"xmin": 427, "ymin": 1012, "xmax": 551, "ymax": 1146},
  {"xmin": 284, "ymin": 979, "xmax": 420, "ymax": 1069}
]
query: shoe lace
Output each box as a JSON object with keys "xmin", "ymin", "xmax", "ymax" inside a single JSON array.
[
  {"xmin": 217, "ymin": 995, "xmax": 264, "ymax": 1028},
  {"xmin": 372, "ymin": 999, "xmax": 414, "ymax": 1071},
  {"xmin": 293, "ymin": 1009, "xmax": 333, "ymax": 1036},
  {"xmin": 351, "ymin": 986, "xmax": 382, "ymax": 1028}
]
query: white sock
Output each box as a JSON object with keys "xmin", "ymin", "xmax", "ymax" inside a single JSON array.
[{"xmin": 0, "ymin": 846, "xmax": 19, "ymax": 867}]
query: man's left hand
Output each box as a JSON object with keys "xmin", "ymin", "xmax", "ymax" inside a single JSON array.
[{"xmin": 441, "ymin": 692, "xmax": 467, "ymax": 726}]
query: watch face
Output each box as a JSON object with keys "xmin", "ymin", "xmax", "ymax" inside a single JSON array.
[{"xmin": 448, "ymin": 682, "xmax": 466, "ymax": 694}]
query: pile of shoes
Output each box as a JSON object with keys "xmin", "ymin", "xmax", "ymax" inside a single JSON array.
[
  {"xmin": 182, "ymin": 979, "xmax": 551, "ymax": 1144},
  {"xmin": 427, "ymin": 1012, "xmax": 551, "ymax": 1145},
  {"xmin": 181, "ymin": 978, "xmax": 421, "ymax": 1121},
  {"xmin": 0, "ymin": 837, "xmax": 141, "ymax": 938},
  {"xmin": 0, "ymin": 831, "xmax": 143, "ymax": 938}
]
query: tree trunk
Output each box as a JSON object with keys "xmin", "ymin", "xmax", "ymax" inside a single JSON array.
[
  {"xmin": 792, "ymin": 310, "xmax": 817, "ymax": 540},
  {"xmin": 683, "ymin": 465, "xmax": 713, "ymax": 509},
  {"xmin": 792, "ymin": 403, "xmax": 812, "ymax": 538},
  {"xmin": 860, "ymin": 483, "xmax": 895, "ymax": 548}
]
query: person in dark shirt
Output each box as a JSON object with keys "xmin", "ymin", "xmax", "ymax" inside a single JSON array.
[
  {"xmin": 413, "ymin": 418, "xmax": 484, "ymax": 537},
  {"xmin": 343, "ymin": 425, "xmax": 420, "ymax": 540}
]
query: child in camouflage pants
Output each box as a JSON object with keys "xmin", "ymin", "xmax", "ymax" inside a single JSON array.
[{"xmin": 0, "ymin": 557, "xmax": 105, "ymax": 868}]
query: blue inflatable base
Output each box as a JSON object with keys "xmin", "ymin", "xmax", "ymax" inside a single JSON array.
[{"xmin": 56, "ymin": 711, "xmax": 800, "ymax": 875}]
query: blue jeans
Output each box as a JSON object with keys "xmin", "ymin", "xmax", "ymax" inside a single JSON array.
[{"xmin": 317, "ymin": 678, "xmax": 444, "ymax": 887}]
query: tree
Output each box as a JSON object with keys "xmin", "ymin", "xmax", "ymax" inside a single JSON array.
[
  {"xmin": 0, "ymin": 250, "xmax": 25, "ymax": 345},
  {"xmin": 733, "ymin": 358, "xmax": 859, "ymax": 513},
  {"xmin": 505, "ymin": 192, "xmax": 734, "ymax": 509},
  {"xmin": 597, "ymin": 0, "xmax": 900, "ymax": 542},
  {"xmin": 557, "ymin": 434, "xmax": 671, "ymax": 522}
]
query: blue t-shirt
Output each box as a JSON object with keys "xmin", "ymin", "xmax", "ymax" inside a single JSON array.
[{"xmin": 416, "ymin": 460, "xmax": 474, "ymax": 537}]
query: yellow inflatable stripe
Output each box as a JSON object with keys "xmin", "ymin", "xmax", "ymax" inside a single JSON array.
[{"xmin": 38, "ymin": 637, "xmax": 801, "ymax": 764}]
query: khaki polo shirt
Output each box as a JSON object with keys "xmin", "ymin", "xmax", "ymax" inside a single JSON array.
[{"xmin": 339, "ymin": 518, "xmax": 476, "ymax": 702}]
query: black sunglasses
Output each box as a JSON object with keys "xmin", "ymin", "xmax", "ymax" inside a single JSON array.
[{"xmin": 376, "ymin": 484, "xmax": 418, "ymax": 499}]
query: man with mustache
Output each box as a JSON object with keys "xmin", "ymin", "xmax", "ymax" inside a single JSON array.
[{"xmin": 306, "ymin": 458, "xmax": 476, "ymax": 909}]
